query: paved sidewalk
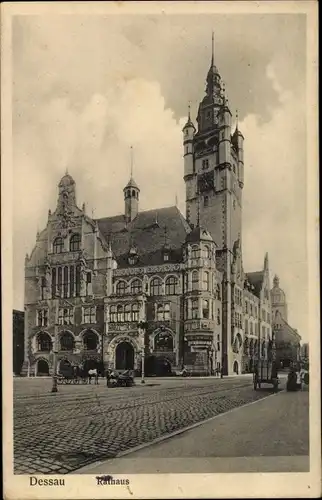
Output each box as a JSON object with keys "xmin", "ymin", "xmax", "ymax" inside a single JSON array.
[{"xmin": 76, "ymin": 389, "xmax": 309, "ymax": 474}]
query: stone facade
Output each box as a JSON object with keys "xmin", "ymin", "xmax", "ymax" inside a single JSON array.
[
  {"xmin": 23, "ymin": 44, "xmax": 275, "ymax": 377},
  {"xmin": 270, "ymin": 275, "xmax": 301, "ymax": 368}
]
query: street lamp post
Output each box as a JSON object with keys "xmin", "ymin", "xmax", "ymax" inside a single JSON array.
[
  {"xmin": 138, "ymin": 320, "xmax": 148, "ymax": 384},
  {"xmin": 51, "ymin": 296, "xmax": 74, "ymax": 394}
]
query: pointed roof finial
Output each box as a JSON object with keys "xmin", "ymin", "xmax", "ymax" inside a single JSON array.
[
  {"xmin": 130, "ymin": 145, "xmax": 134, "ymax": 178},
  {"xmin": 196, "ymin": 187, "xmax": 200, "ymax": 227},
  {"xmin": 188, "ymin": 103, "xmax": 191, "ymax": 120},
  {"xmin": 236, "ymin": 109, "xmax": 239, "ymax": 129},
  {"xmin": 65, "ymin": 167, "xmax": 68, "ymax": 176},
  {"xmin": 211, "ymin": 30, "xmax": 215, "ymax": 65},
  {"xmin": 175, "ymin": 193, "xmax": 178, "ymax": 206}
]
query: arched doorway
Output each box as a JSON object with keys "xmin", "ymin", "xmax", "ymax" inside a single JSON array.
[
  {"xmin": 37, "ymin": 359, "xmax": 49, "ymax": 376},
  {"xmin": 233, "ymin": 360, "xmax": 239, "ymax": 375},
  {"xmin": 115, "ymin": 342, "xmax": 134, "ymax": 370}
]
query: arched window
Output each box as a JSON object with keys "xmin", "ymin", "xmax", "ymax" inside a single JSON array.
[
  {"xmin": 203, "ymin": 196, "xmax": 209, "ymax": 207},
  {"xmin": 132, "ymin": 189, "xmax": 136, "ymax": 197},
  {"xmin": 165, "ymin": 276, "xmax": 178, "ymax": 295},
  {"xmin": 53, "ymin": 237, "xmax": 63, "ymax": 254},
  {"xmin": 116, "ymin": 280, "xmax": 127, "ymax": 296},
  {"xmin": 131, "ymin": 303, "xmax": 140, "ymax": 322},
  {"xmin": 70, "ymin": 233, "xmax": 81, "ymax": 252},
  {"xmin": 154, "ymin": 330, "xmax": 174, "ymax": 351},
  {"xmin": 110, "ymin": 305, "xmax": 117, "ymax": 322},
  {"xmin": 117, "ymin": 305, "xmax": 124, "ymax": 322},
  {"xmin": 60, "ymin": 332, "xmax": 75, "ymax": 351},
  {"xmin": 202, "ymin": 299, "xmax": 209, "ymax": 319},
  {"xmin": 150, "ymin": 277, "xmax": 162, "ymax": 296},
  {"xmin": 124, "ymin": 304, "xmax": 131, "ymax": 322},
  {"xmin": 131, "ymin": 279, "xmax": 142, "ymax": 295},
  {"xmin": 37, "ymin": 332, "xmax": 52, "ymax": 352},
  {"xmin": 41, "ymin": 277, "xmax": 46, "ymax": 300},
  {"xmin": 83, "ymin": 330, "xmax": 98, "ymax": 350},
  {"xmin": 191, "ymin": 246, "xmax": 198, "ymax": 259},
  {"xmin": 245, "ymin": 319, "xmax": 248, "ymax": 334},
  {"xmin": 192, "ymin": 270, "xmax": 199, "ymax": 290},
  {"xmin": 203, "ymin": 271, "xmax": 210, "ymax": 291},
  {"xmin": 127, "ymin": 189, "xmax": 130, "ymax": 198},
  {"xmin": 52, "ymin": 268, "xmax": 57, "ymax": 298},
  {"xmin": 216, "ymin": 284, "xmax": 221, "ymax": 300}
]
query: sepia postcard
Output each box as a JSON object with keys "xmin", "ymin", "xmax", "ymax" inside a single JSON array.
[{"xmin": 2, "ymin": 1, "xmax": 320, "ymax": 499}]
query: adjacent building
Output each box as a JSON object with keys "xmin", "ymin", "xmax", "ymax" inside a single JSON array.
[
  {"xmin": 22, "ymin": 40, "xmax": 274, "ymax": 377},
  {"xmin": 270, "ymin": 275, "xmax": 301, "ymax": 368},
  {"xmin": 13, "ymin": 310, "xmax": 24, "ymax": 375}
]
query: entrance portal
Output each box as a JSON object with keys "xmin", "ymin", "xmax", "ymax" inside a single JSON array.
[
  {"xmin": 115, "ymin": 342, "xmax": 134, "ymax": 370},
  {"xmin": 37, "ymin": 359, "xmax": 49, "ymax": 376}
]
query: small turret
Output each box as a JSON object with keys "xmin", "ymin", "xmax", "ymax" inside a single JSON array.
[
  {"xmin": 218, "ymin": 85, "xmax": 232, "ymax": 168},
  {"xmin": 273, "ymin": 275, "xmax": 279, "ymax": 288},
  {"xmin": 124, "ymin": 147, "xmax": 139, "ymax": 222},
  {"xmin": 183, "ymin": 105, "xmax": 195, "ymax": 178}
]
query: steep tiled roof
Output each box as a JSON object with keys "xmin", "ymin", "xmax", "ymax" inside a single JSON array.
[
  {"xmin": 96, "ymin": 206, "xmax": 191, "ymax": 268},
  {"xmin": 185, "ymin": 226, "xmax": 214, "ymax": 243},
  {"xmin": 246, "ymin": 271, "xmax": 264, "ymax": 298}
]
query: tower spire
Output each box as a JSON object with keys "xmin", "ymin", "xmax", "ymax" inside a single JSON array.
[
  {"xmin": 130, "ymin": 145, "xmax": 134, "ymax": 178},
  {"xmin": 236, "ymin": 109, "xmax": 239, "ymax": 130},
  {"xmin": 211, "ymin": 30, "xmax": 215, "ymax": 65}
]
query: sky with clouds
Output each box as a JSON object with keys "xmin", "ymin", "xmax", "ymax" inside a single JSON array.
[{"xmin": 12, "ymin": 13, "xmax": 308, "ymax": 339}]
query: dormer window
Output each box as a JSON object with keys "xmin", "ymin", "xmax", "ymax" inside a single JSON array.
[
  {"xmin": 202, "ymin": 159, "xmax": 209, "ymax": 170},
  {"xmin": 128, "ymin": 246, "xmax": 138, "ymax": 265}
]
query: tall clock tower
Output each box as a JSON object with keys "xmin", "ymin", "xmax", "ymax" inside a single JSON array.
[
  {"xmin": 183, "ymin": 35, "xmax": 244, "ymax": 253},
  {"xmin": 182, "ymin": 36, "xmax": 245, "ymax": 375}
]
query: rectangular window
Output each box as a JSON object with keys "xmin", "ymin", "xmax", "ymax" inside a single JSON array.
[
  {"xmin": 58, "ymin": 308, "xmax": 74, "ymax": 325},
  {"xmin": 63, "ymin": 266, "xmax": 69, "ymax": 298},
  {"xmin": 203, "ymin": 271, "xmax": 210, "ymax": 291},
  {"xmin": 157, "ymin": 303, "xmax": 170, "ymax": 321},
  {"xmin": 70, "ymin": 266, "xmax": 75, "ymax": 297},
  {"xmin": 37, "ymin": 309, "xmax": 48, "ymax": 327},
  {"xmin": 191, "ymin": 299, "xmax": 199, "ymax": 319},
  {"xmin": 245, "ymin": 300, "xmax": 248, "ymax": 314},
  {"xmin": 51, "ymin": 268, "xmax": 56, "ymax": 298},
  {"xmin": 83, "ymin": 306, "xmax": 96, "ymax": 324},
  {"xmin": 76, "ymin": 265, "xmax": 81, "ymax": 296},
  {"xmin": 192, "ymin": 271, "xmax": 199, "ymax": 290}
]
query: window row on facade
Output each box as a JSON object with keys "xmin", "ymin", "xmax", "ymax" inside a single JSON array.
[
  {"xmin": 185, "ymin": 298, "xmax": 221, "ymax": 322},
  {"xmin": 109, "ymin": 303, "xmax": 171, "ymax": 323},
  {"xmin": 35, "ymin": 330, "xmax": 99, "ymax": 352},
  {"xmin": 40, "ymin": 265, "xmax": 92, "ymax": 300},
  {"xmin": 243, "ymin": 337, "xmax": 272, "ymax": 357},
  {"xmin": 37, "ymin": 306, "xmax": 97, "ymax": 327}
]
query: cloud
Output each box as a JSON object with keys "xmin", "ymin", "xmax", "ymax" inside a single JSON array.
[
  {"xmin": 12, "ymin": 14, "xmax": 308, "ymax": 340},
  {"xmin": 241, "ymin": 64, "xmax": 307, "ymax": 334}
]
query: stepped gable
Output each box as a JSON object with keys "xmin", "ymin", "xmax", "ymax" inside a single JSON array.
[{"xmin": 96, "ymin": 206, "xmax": 191, "ymax": 267}]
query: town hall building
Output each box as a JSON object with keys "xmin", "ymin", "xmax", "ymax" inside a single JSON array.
[{"xmin": 22, "ymin": 40, "xmax": 274, "ymax": 377}]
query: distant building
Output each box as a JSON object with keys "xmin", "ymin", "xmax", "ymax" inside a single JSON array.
[
  {"xmin": 13, "ymin": 310, "xmax": 24, "ymax": 375},
  {"xmin": 22, "ymin": 38, "xmax": 274, "ymax": 377},
  {"xmin": 270, "ymin": 276, "xmax": 301, "ymax": 368}
]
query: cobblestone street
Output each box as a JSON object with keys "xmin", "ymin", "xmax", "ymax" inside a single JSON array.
[{"xmin": 13, "ymin": 376, "xmax": 274, "ymax": 474}]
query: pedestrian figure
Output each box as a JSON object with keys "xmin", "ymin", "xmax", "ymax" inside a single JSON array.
[
  {"xmin": 220, "ymin": 367, "xmax": 224, "ymax": 378},
  {"xmin": 105, "ymin": 368, "xmax": 111, "ymax": 387}
]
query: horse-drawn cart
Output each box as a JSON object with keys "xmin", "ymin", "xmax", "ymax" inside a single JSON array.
[
  {"xmin": 108, "ymin": 370, "xmax": 135, "ymax": 387},
  {"xmin": 253, "ymin": 359, "xmax": 279, "ymax": 392}
]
